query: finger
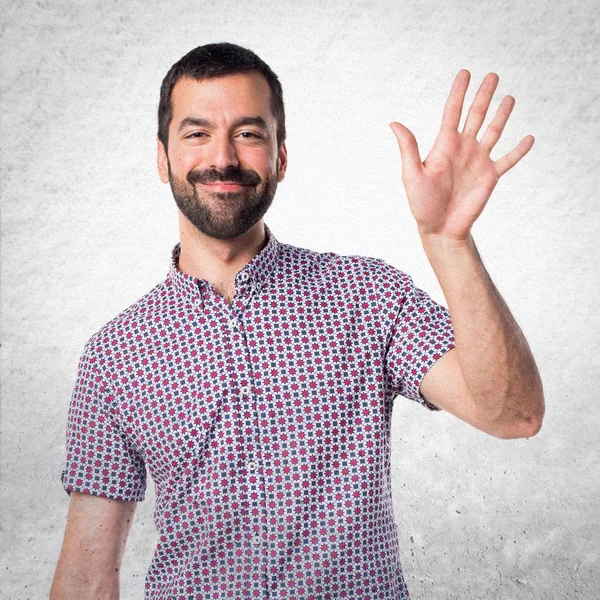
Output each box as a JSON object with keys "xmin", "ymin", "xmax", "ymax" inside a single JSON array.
[
  {"xmin": 440, "ymin": 69, "xmax": 470, "ymax": 132},
  {"xmin": 480, "ymin": 95, "xmax": 515, "ymax": 152},
  {"xmin": 390, "ymin": 122, "xmax": 423, "ymax": 178},
  {"xmin": 494, "ymin": 135, "xmax": 535, "ymax": 177},
  {"xmin": 462, "ymin": 72, "xmax": 500, "ymax": 137}
]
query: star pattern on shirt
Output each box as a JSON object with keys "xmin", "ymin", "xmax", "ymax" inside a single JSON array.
[{"xmin": 61, "ymin": 223, "xmax": 455, "ymax": 599}]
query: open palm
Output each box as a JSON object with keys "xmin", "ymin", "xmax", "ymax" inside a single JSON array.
[{"xmin": 390, "ymin": 70, "xmax": 535, "ymax": 242}]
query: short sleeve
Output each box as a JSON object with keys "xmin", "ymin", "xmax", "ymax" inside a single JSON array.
[
  {"xmin": 379, "ymin": 261, "xmax": 456, "ymax": 410},
  {"xmin": 60, "ymin": 338, "xmax": 147, "ymax": 501}
]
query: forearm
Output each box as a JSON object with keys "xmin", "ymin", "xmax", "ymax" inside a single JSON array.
[{"xmin": 420, "ymin": 232, "xmax": 545, "ymax": 436}]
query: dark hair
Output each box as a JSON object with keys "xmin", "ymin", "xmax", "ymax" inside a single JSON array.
[{"xmin": 158, "ymin": 42, "xmax": 286, "ymax": 151}]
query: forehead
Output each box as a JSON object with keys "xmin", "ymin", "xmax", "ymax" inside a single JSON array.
[{"xmin": 169, "ymin": 72, "xmax": 274, "ymax": 124}]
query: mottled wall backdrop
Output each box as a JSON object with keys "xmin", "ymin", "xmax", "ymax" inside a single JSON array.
[{"xmin": 1, "ymin": 0, "xmax": 598, "ymax": 598}]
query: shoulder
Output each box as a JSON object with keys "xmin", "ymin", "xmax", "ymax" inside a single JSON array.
[
  {"xmin": 81, "ymin": 280, "xmax": 168, "ymax": 362},
  {"xmin": 279, "ymin": 242, "xmax": 417, "ymax": 318},
  {"xmin": 279, "ymin": 241, "xmax": 406, "ymax": 286},
  {"xmin": 327, "ymin": 251, "xmax": 414, "ymax": 305}
]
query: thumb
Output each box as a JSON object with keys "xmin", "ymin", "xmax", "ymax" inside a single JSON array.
[{"xmin": 389, "ymin": 122, "xmax": 423, "ymax": 177}]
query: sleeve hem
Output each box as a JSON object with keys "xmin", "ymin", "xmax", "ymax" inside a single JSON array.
[
  {"xmin": 415, "ymin": 341, "xmax": 456, "ymax": 411},
  {"xmin": 61, "ymin": 481, "xmax": 145, "ymax": 503}
]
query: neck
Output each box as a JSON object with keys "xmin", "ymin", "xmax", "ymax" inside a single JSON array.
[{"xmin": 177, "ymin": 215, "xmax": 268, "ymax": 287}]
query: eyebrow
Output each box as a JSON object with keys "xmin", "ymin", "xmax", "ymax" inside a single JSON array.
[{"xmin": 177, "ymin": 116, "xmax": 268, "ymax": 133}]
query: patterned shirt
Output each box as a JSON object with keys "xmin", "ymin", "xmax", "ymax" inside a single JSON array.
[{"xmin": 61, "ymin": 222, "xmax": 456, "ymax": 599}]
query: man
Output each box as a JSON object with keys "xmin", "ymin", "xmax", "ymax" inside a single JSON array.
[{"xmin": 51, "ymin": 42, "xmax": 545, "ymax": 599}]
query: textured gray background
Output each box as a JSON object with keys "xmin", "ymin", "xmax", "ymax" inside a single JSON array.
[{"xmin": 1, "ymin": 0, "xmax": 599, "ymax": 598}]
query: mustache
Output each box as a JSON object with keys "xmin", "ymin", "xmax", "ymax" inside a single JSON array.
[{"xmin": 187, "ymin": 166, "xmax": 261, "ymax": 187}]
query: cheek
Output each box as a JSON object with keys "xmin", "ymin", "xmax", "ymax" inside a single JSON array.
[
  {"xmin": 170, "ymin": 149, "xmax": 201, "ymax": 175},
  {"xmin": 243, "ymin": 149, "xmax": 278, "ymax": 176}
]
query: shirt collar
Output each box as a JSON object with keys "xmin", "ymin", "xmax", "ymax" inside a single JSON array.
[{"xmin": 167, "ymin": 222, "xmax": 281, "ymax": 309}]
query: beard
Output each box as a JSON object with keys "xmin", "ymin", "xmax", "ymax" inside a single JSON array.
[{"xmin": 168, "ymin": 160, "xmax": 278, "ymax": 240}]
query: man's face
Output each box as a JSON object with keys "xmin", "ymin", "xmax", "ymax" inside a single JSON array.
[{"xmin": 157, "ymin": 72, "xmax": 287, "ymax": 240}]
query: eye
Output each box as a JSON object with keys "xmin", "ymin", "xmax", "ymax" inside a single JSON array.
[
  {"xmin": 238, "ymin": 131, "xmax": 262, "ymax": 139},
  {"xmin": 185, "ymin": 131, "xmax": 207, "ymax": 139}
]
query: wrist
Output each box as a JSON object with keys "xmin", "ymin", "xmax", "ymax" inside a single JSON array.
[
  {"xmin": 418, "ymin": 231, "xmax": 481, "ymax": 276},
  {"xmin": 419, "ymin": 230, "xmax": 475, "ymax": 252}
]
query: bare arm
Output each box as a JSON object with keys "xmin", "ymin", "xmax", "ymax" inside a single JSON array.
[
  {"xmin": 419, "ymin": 235, "xmax": 544, "ymax": 438},
  {"xmin": 390, "ymin": 70, "xmax": 544, "ymax": 437},
  {"xmin": 50, "ymin": 491, "xmax": 138, "ymax": 600}
]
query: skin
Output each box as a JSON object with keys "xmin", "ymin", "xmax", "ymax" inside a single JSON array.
[
  {"xmin": 157, "ymin": 72, "xmax": 288, "ymax": 305},
  {"xmin": 390, "ymin": 70, "xmax": 545, "ymax": 438},
  {"xmin": 49, "ymin": 491, "xmax": 136, "ymax": 599}
]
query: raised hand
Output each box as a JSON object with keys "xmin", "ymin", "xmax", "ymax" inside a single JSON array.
[{"xmin": 390, "ymin": 70, "xmax": 534, "ymax": 243}]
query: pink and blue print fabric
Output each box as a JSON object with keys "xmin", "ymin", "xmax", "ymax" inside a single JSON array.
[{"xmin": 61, "ymin": 223, "xmax": 455, "ymax": 599}]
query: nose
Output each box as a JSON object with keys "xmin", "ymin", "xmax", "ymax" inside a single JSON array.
[{"xmin": 206, "ymin": 134, "xmax": 239, "ymax": 171}]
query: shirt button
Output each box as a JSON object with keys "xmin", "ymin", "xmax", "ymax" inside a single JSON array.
[
  {"xmin": 241, "ymin": 385, "xmax": 251, "ymax": 396},
  {"xmin": 247, "ymin": 460, "xmax": 256, "ymax": 471},
  {"xmin": 239, "ymin": 271, "xmax": 249, "ymax": 282},
  {"xmin": 252, "ymin": 534, "xmax": 261, "ymax": 546},
  {"xmin": 229, "ymin": 318, "xmax": 238, "ymax": 330}
]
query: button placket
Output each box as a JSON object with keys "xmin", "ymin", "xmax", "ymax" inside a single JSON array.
[
  {"xmin": 223, "ymin": 269, "xmax": 268, "ymax": 575},
  {"xmin": 235, "ymin": 270, "xmax": 254, "ymax": 310}
]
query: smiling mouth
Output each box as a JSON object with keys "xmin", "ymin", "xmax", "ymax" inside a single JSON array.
[{"xmin": 200, "ymin": 182, "xmax": 250, "ymax": 191}]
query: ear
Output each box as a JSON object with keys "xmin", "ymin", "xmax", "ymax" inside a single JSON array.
[
  {"xmin": 157, "ymin": 138, "xmax": 170, "ymax": 184},
  {"xmin": 276, "ymin": 142, "xmax": 288, "ymax": 182}
]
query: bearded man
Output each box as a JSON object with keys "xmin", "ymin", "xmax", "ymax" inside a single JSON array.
[{"xmin": 51, "ymin": 42, "xmax": 544, "ymax": 599}]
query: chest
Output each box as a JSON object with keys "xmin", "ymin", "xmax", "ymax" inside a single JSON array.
[
  {"xmin": 111, "ymin": 290, "xmax": 388, "ymax": 488},
  {"xmin": 210, "ymin": 280, "xmax": 236, "ymax": 306}
]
